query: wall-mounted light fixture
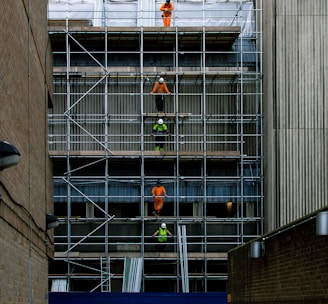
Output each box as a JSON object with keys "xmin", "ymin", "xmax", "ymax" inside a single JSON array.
[
  {"xmin": 46, "ymin": 213, "xmax": 59, "ymax": 229},
  {"xmin": 250, "ymin": 241, "xmax": 265, "ymax": 258},
  {"xmin": 316, "ymin": 211, "xmax": 328, "ymax": 236},
  {"xmin": 0, "ymin": 141, "xmax": 20, "ymax": 170}
]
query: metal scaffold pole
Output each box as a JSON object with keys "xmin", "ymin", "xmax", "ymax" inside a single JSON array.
[
  {"xmin": 178, "ymin": 225, "xmax": 189, "ymax": 292},
  {"xmin": 48, "ymin": 0, "xmax": 263, "ymax": 292},
  {"xmin": 122, "ymin": 257, "xmax": 144, "ymax": 292}
]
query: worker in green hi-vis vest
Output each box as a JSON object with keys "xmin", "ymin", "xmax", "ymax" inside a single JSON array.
[
  {"xmin": 152, "ymin": 223, "xmax": 173, "ymax": 252},
  {"xmin": 152, "ymin": 119, "xmax": 169, "ymax": 151}
]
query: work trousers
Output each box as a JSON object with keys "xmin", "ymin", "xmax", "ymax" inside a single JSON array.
[
  {"xmin": 162, "ymin": 16, "xmax": 172, "ymax": 27},
  {"xmin": 153, "ymin": 197, "xmax": 164, "ymax": 213},
  {"xmin": 155, "ymin": 95, "xmax": 165, "ymax": 112},
  {"xmin": 155, "ymin": 135, "xmax": 165, "ymax": 150}
]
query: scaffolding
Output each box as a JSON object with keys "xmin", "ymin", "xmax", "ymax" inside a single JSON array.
[{"xmin": 48, "ymin": 0, "xmax": 263, "ymax": 293}]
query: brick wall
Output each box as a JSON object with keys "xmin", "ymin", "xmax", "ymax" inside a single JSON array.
[
  {"xmin": 0, "ymin": 1, "xmax": 53, "ymax": 303},
  {"xmin": 227, "ymin": 212, "xmax": 328, "ymax": 303}
]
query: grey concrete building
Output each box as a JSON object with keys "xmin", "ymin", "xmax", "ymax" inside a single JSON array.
[
  {"xmin": 228, "ymin": 0, "xmax": 328, "ymax": 302},
  {"xmin": 263, "ymin": 0, "xmax": 328, "ymax": 232}
]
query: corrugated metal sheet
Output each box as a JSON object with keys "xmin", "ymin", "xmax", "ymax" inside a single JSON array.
[
  {"xmin": 53, "ymin": 169, "xmax": 260, "ymax": 203},
  {"xmin": 268, "ymin": 0, "xmax": 328, "ymax": 228}
]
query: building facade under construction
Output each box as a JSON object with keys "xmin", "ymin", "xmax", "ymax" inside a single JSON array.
[{"xmin": 47, "ymin": 0, "xmax": 263, "ymax": 292}]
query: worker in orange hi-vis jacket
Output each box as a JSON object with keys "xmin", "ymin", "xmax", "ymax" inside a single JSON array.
[
  {"xmin": 160, "ymin": 0, "xmax": 174, "ymax": 27},
  {"xmin": 151, "ymin": 180, "xmax": 168, "ymax": 216},
  {"xmin": 150, "ymin": 77, "xmax": 171, "ymax": 112}
]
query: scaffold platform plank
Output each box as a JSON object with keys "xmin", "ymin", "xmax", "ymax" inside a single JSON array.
[
  {"xmin": 143, "ymin": 113, "xmax": 192, "ymax": 119},
  {"xmin": 49, "ymin": 150, "xmax": 240, "ymax": 159},
  {"xmin": 48, "ymin": 22, "xmax": 240, "ymax": 36},
  {"xmin": 54, "ymin": 251, "xmax": 228, "ymax": 260},
  {"xmin": 52, "ymin": 66, "xmax": 243, "ymax": 79}
]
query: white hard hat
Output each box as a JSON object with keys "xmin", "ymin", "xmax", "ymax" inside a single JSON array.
[
  {"xmin": 158, "ymin": 119, "xmax": 163, "ymax": 125},
  {"xmin": 161, "ymin": 223, "xmax": 166, "ymax": 229},
  {"xmin": 159, "ymin": 77, "xmax": 164, "ymax": 84}
]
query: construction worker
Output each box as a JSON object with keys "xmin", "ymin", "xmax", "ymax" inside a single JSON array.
[
  {"xmin": 160, "ymin": 0, "xmax": 174, "ymax": 27},
  {"xmin": 152, "ymin": 118, "xmax": 169, "ymax": 151},
  {"xmin": 152, "ymin": 223, "xmax": 173, "ymax": 251},
  {"xmin": 150, "ymin": 77, "xmax": 171, "ymax": 112},
  {"xmin": 151, "ymin": 180, "xmax": 168, "ymax": 216}
]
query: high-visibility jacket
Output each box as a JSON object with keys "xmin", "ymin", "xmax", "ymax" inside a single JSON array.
[
  {"xmin": 152, "ymin": 185, "xmax": 167, "ymax": 197},
  {"xmin": 152, "ymin": 123, "xmax": 168, "ymax": 134},
  {"xmin": 160, "ymin": 3, "xmax": 174, "ymax": 17},
  {"xmin": 158, "ymin": 227, "xmax": 168, "ymax": 242},
  {"xmin": 151, "ymin": 82, "xmax": 170, "ymax": 94}
]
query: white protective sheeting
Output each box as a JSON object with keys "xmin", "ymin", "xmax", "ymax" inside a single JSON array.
[
  {"xmin": 93, "ymin": 0, "xmax": 104, "ymax": 26},
  {"xmin": 137, "ymin": 0, "xmax": 155, "ymax": 27},
  {"xmin": 104, "ymin": 1, "xmax": 138, "ymax": 26},
  {"xmin": 48, "ymin": 0, "xmax": 95, "ymax": 20},
  {"xmin": 48, "ymin": 0, "xmax": 254, "ymax": 33}
]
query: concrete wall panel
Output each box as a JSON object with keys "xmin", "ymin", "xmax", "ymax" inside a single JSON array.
[{"xmin": 263, "ymin": 0, "xmax": 328, "ymax": 231}]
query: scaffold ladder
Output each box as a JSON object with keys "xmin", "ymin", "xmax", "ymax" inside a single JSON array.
[{"xmin": 100, "ymin": 257, "xmax": 111, "ymax": 292}]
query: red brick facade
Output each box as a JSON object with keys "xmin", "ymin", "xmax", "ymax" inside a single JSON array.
[
  {"xmin": 0, "ymin": 1, "xmax": 53, "ymax": 303},
  {"xmin": 228, "ymin": 212, "xmax": 328, "ymax": 303}
]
